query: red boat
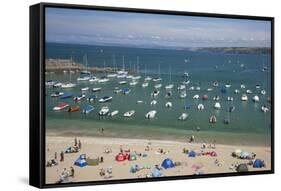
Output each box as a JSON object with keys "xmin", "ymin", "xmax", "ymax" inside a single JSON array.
[
  {"xmin": 53, "ymin": 102, "xmax": 69, "ymax": 111},
  {"xmin": 67, "ymin": 106, "xmax": 80, "ymax": 112}
]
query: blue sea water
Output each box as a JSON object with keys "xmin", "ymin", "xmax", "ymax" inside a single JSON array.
[{"xmin": 45, "ymin": 43, "xmax": 272, "ymax": 146}]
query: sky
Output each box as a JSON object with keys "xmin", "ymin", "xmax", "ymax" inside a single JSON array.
[{"xmin": 45, "ymin": 7, "xmax": 271, "ymax": 48}]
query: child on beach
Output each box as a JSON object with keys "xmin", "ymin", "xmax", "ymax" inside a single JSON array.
[
  {"xmin": 78, "ymin": 140, "xmax": 82, "ymax": 150},
  {"xmin": 69, "ymin": 166, "xmax": 75, "ymax": 178}
]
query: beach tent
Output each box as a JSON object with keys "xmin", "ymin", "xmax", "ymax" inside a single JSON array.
[
  {"xmin": 151, "ymin": 168, "xmax": 163, "ymax": 177},
  {"xmin": 115, "ymin": 153, "xmax": 126, "ymax": 162},
  {"xmin": 86, "ymin": 158, "xmax": 99, "ymax": 166},
  {"xmin": 74, "ymin": 154, "xmax": 88, "ymax": 167},
  {"xmin": 161, "ymin": 158, "xmax": 175, "ymax": 169},
  {"xmin": 129, "ymin": 153, "xmax": 137, "ymax": 161},
  {"xmin": 188, "ymin": 150, "xmax": 197, "ymax": 157},
  {"xmin": 240, "ymin": 151, "xmax": 252, "ymax": 159},
  {"xmin": 236, "ymin": 164, "xmax": 248, "ymax": 172},
  {"xmin": 253, "ymin": 159, "xmax": 264, "ymax": 168},
  {"xmin": 210, "ymin": 151, "xmax": 217, "ymax": 157}
]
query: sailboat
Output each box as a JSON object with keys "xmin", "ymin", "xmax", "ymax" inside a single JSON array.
[
  {"xmin": 78, "ymin": 54, "xmax": 91, "ymax": 81},
  {"xmin": 152, "ymin": 64, "xmax": 162, "ymax": 82},
  {"xmin": 165, "ymin": 65, "xmax": 174, "ymax": 89},
  {"xmin": 62, "ymin": 55, "xmax": 76, "ymax": 88},
  {"xmin": 142, "ymin": 64, "xmax": 149, "ymax": 87},
  {"xmin": 116, "ymin": 56, "xmax": 128, "ymax": 78},
  {"xmin": 107, "ymin": 54, "xmax": 117, "ymax": 78},
  {"xmin": 98, "ymin": 61, "xmax": 109, "ymax": 83}
]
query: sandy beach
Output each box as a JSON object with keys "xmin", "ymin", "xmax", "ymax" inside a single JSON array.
[{"xmin": 45, "ymin": 135, "xmax": 271, "ymax": 184}]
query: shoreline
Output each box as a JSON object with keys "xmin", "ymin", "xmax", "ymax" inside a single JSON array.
[{"xmin": 45, "ymin": 135, "xmax": 271, "ymax": 184}]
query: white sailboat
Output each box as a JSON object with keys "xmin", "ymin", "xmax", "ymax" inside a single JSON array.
[
  {"xmin": 165, "ymin": 65, "xmax": 174, "ymax": 89},
  {"xmin": 124, "ymin": 110, "xmax": 135, "ymax": 117}
]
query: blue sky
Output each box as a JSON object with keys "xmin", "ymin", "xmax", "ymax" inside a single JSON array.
[{"xmin": 46, "ymin": 7, "xmax": 271, "ymax": 48}]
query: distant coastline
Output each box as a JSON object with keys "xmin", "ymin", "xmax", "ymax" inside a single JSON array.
[{"xmin": 195, "ymin": 47, "xmax": 271, "ymax": 54}]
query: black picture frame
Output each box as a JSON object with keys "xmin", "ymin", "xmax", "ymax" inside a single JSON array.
[{"xmin": 30, "ymin": 2, "xmax": 275, "ymax": 188}]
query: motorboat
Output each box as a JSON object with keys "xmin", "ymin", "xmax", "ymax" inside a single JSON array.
[
  {"xmin": 87, "ymin": 95, "xmax": 98, "ymax": 102},
  {"xmin": 227, "ymin": 96, "xmax": 234, "ymax": 101},
  {"xmin": 197, "ymin": 104, "xmax": 204, "ymax": 110},
  {"xmin": 142, "ymin": 82, "xmax": 149, "ymax": 87},
  {"xmin": 151, "ymin": 90, "xmax": 160, "ymax": 97},
  {"xmin": 77, "ymin": 76, "xmax": 90, "ymax": 81},
  {"xmin": 151, "ymin": 100, "xmax": 157, "ymax": 106},
  {"xmin": 109, "ymin": 110, "xmax": 119, "ymax": 117},
  {"xmin": 99, "ymin": 96, "xmax": 113, "ymax": 103},
  {"xmin": 51, "ymin": 92, "xmax": 64, "ymax": 97},
  {"xmin": 261, "ymin": 90, "xmax": 266, "ymax": 95},
  {"xmin": 73, "ymin": 94, "xmax": 86, "ymax": 101},
  {"xmin": 89, "ymin": 77, "xmax": 99, "ymax": 82},
  {"xmin": 154, "ymin": 83, "xmax": 162, "ymax": 89},
  {"xmin": 92, "ymin": 87, "xmax": 101, "ymax": 92},
  {"xmin": 99, "ymin": 106, "xmax": 109, "ymax": 116},
  {"xmin": 81, "ymin": 87, "xmax": 89, "ymax": 91},
  {"xmin": 193, "ymin": 94, "xmax": 199, "ymax": 99},
  {"xmin": 234, "ymin": 89, "xmax": 240, "ymax": 94},
  {"xmin": 124, "ymin": 110, "xmax": 135, "ymax": 117},
  {"xmin": 53, "ymin": 82, "xmax": 62, "ymax": 88},
  {"xmin": 122, "ymin": 88, "xmax": 131, "ymax": 95},
  {"xmin": 213, "ymin": 81, "xmax": 219, "ymax": 87},
  {"xmin": 98, "ymin": 77, "xmax": 109, "ymax": 83},
  {"xmin": 145, "ymin": 110, "xmax": 157, "ymax": 119},
  {"xmin": 119, "ymin": 81, "xmax": 127, "ymax": 85},
  {"xmin": 213, "ymin": 95, "xmax": 220, "ymax": 101},
  {"xmin": 214, "ymin": 102, "xmax": 221, "ymax": 109},
  {"xmin": 177, "ymin": 85, "xmax": 186, "ymax": 90},
  {"xmin": 179, "ymin": 92, "xmax": 187, "ymax": 99},
  {"xmin": 261, "ymin": 105, "xmax": 269, "ymax": 113},
  {"xmin": 241, "ymin": 94, "xmax": 248, "ymax": 101},
  {"xmin": 165, "ymin": 102, "xmax": 172, "ymax": 108},
  {"xmin": 129, "ymin": 80, "xmax": 138, "ymax": 86},
  {"xmin": 61, "ymin": 83, "xmax": 76, "ymax": 89},
  {"xmin": 60, "ymin": 93, "xmax": 73, "ymax": 99},
  {"xmin": 240, "ymin": 84, "xmax": 246, "ymax": 89},
  {"xmin": 165, "ymin": 84, "xmax": 174, "ymax": 89},
  {"xmin": 209, "ymin": 115, "xmax": 217, "ymax": 123},
  {"xmin": 178, "ymin": 113, "xmax": 188, "ymax": 121},
  {"xmin": 53, "ymin": 102, "xmax": 69, "ymax": 111},
  {"xmin": 246, "ymin": 89, "xmax": 252, "ymax": 94},
  {"xmin": 195, "ymin": 86, "xmax": 201, "ymax": 91},
  {"xmin": 252, "ymin": 95, "xmax": 260, "ymax": 102}
]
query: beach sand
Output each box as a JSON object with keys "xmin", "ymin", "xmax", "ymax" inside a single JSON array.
[{"xmin": 45, "ymin": 135, "xmax": 271, "ymax": 184}]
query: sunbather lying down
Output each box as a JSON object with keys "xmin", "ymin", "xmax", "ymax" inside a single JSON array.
[{"xmin": 46, "ymin": 159, "xmax": 58, "ymax": 167}]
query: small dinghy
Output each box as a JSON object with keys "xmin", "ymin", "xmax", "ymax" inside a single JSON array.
[
  {"xmin": 202, "ymin": 95, "xmax": 208, "ymax": 100},
  {"xmin": 109, "ymin": 110, "xmax": 119, "ymax": 117},
  {"xmin": 214, "ymin": 102, "xmax": 221, "ymax": 109},
  {"xmin": 151, "ymin": 100, "xmax": 157, "ymax": 106},
  {"xmin": 261, "ymin": 105, "xmax": 269, "ymax": 113},
  {"xmin": 213, "ymin": 95, "xmax": 220, "ymax": 101},
  {"xmin": 165, "ymin": 102, "xmax": 172, "ymax": 108},
  {"xmin": 81, "ymin": 87, "xmax": 89, "ymax": 91},
  {"xmin": 241, "ymin": 94, "xmax": 248, "ymax": 101},
  {"xmin": 227, "ymin": 96, "xmax": 234, "ymax": 101},
  {"xmin": 60, "ymin": 93, "xmax": 73, "ymax": 99},
  {"xmin": 193, "ymin": 94, "xmax": 199, "ymax": 99},
  {"xmin": 99, "ymin": 106, "xmax": 109, "ymax": 116},
  {"xmin": 252, "ymin": 95, "xmax": 260, "ymax": 102},
  {"xmin": 197, "ymin": 104, "xmax": 204, "ymax": 110},
  {"xmin": 99, "ymin": 96, "xmax": 113, "ymax": 103},
  {"xmin": 92, "ymin": 87, "xmax": 101, "ymax": 92},
  {"xmin": 73, "ymin": 94, "xmax": 86, "ymax": 102},
  {"xmin": 151, "ymin": 90, "xmax": 160, "ymax": 97}
]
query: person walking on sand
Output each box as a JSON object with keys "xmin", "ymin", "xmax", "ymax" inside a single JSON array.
[
  {"xmin": 74, "ymin": 137, "xmax": 78, "ymax": 147},
  {"xmin": 70, "ymin": 166, "xmax": 75, "ymax": 178},
  {"xmin": 78, "ymin": 140, "xmax": 82, "ymax": 150},
  {"xmin": 60, "ymin": 151, "xmax": 64, "ymax": 162},
  {"xmin": 54, "ymin": 152, "xmax": 57, "ymax": 160}
]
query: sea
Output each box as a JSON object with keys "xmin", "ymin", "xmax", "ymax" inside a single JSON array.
[{"xmin": 45, "ymin": 43, "xmax": 272, "ymax": 146}]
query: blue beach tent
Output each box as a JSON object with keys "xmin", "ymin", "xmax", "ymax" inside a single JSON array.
[
  {"xmin": 188, "ymin": 150, "xmax": 196, "ymax": 157},
  {"xmin": 74, "ymin": 154, "xmax": 88, "ymax": 167},
  {"xmin": 161, "ymin": 158, "xmax": 175, "ymax": 169},
  {"xmin": 253, "ymin": 159, "xmax": 264, "ymax": 168}
]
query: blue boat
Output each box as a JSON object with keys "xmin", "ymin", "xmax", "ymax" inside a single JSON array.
[
  {"xmin": 184, "ymin": 103, "xmax": 191, "ymax": 110},
  {"xmin": 87, "ymin": 95, "xmax": 98, "ymax": 102},
  {"xmin": 60, "ymin": 93, "xmax": 73, "ymax": 99},
  {"xmin": 82, "ymin": 105, "xmax": 94, "ymax": 114},
  {"xmin": 122, "ymin": 88, "xmax": 131, "ymax": 95}
]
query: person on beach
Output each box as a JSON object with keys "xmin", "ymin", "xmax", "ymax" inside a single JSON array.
[
  {"xmin": 74, "ymin": 137, "xmax": 77, "ymax": 147},
  {"xmin": 100, "ymin": 156, "xmax": 104, "ymax": 163},
  {"xmin": 101, "ymin": 128, "xmax": 105, "ymax": 134},
  {"xmin": 70, "ymin": 166, "xmax": 75, "ymax": 178},
  {"xmin": 60, "ymin": 151, "xmax": 64, "ymax": 162},
  {"xmin": 189, "ymin": 135, "xmax": 195, "ymax": 143},
  {"xmin": 78, "ymin": 140, "xmax": 82, "ymax": 150},
  {"xmin": 54, "ymin": 152, "xmax": 57, "ymax": 160}
]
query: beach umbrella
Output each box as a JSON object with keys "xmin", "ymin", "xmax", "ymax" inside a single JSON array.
[
  {"xmin": 161, "ymin": 158, "xmax": 175, "ymax": 169},
  {"xmin": 236, "ymin": 164, "xmax": 248, "ymax": 172}
]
